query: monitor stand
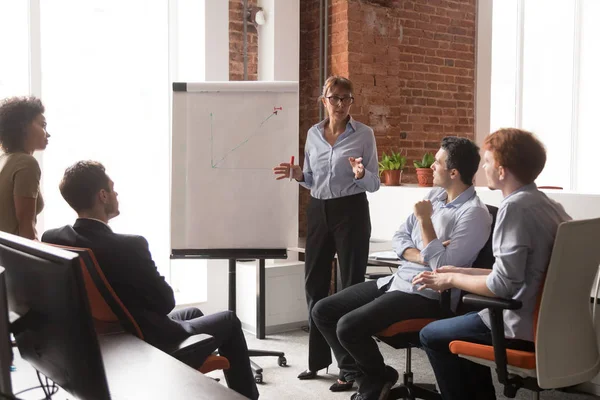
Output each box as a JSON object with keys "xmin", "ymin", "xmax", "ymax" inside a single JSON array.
[{"xmin": 0, "ymin": 267, "xmax": 13, "ymax": 397}]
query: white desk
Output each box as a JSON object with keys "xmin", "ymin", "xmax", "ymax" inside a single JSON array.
[{"xmin": 99, "ymin": 333, "xmax": 246, "ymax": 400}]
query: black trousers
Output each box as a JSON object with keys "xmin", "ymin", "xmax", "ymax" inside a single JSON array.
[
  {"xmin": 305, "ymin": 192, "xmax": 371, "ymax": 371},
  {"xmin": 169, "ymin": 308, "xmax": 259, "ymax": 400},
  {"xmin": 312, "ymin": 280, "xmax": 441, "ymax": 384}
]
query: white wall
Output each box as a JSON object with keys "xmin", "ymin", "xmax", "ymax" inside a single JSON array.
[
  {"xmin": 236, "ymin": 261, "xmax": 307, "ymax": 334},
  {"xmin": 368, "ymin": 185, "xmax": 600, "ymax": 240},
  {"xmin": 204, "ymin": 0, "xmax": 229, "ymax": 80},
  {"xmin": 474, "ymin": 0, "xmax": 493, "ymax": 186},
  {"xmin": 258, "ymin": 0, "xmax": 300, "ymax": 81}
]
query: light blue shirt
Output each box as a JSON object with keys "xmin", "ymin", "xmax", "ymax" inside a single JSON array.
[
  {"xmin": 480, "ymin": 183, "xmax": 571, "ymax": 342},
  {"xmin": 300, "ymin": 117, "xmax": 380, "ymax": 199},
  {"xmin": 378, "ymin": 186, "xmax": 492, "ymax": 308}
]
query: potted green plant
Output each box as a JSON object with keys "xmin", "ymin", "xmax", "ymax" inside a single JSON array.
[
  {"xmin": 378, "ymin": 150, "xmax": 407, "ymax": 186},
  {"xmin": 414, "ymin": 152, "xmax": 435, "ymax": 187}
]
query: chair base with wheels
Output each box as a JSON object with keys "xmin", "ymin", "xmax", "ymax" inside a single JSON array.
[
  {"xmin": 247, "ymin": 349, "xmax": 287, "ymax": 383},
  {"xmin": 377, "ymin": 321, "xmax": 442, "ymax": 400},
  {"xmin": 389, "ymin": 348, "xmax": 439, "ymax": 400}
]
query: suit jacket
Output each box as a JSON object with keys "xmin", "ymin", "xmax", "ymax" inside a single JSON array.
[{"xmin": 42, "ymin": 218, "xmax": 188, "ymax": 349}]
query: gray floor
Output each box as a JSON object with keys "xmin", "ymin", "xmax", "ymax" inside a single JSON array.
[
  {"xmin": 208, "ymin": 329, "xmax": 600, "ymax": 400},
  {"xmin": 8, "ymin": 329, "xmax": 600, "ymax": 399}
]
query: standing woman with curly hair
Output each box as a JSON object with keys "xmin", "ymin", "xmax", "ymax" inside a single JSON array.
[{"xmin": 0, "ymin": 97, "xmax": 50, "ymax": 239}]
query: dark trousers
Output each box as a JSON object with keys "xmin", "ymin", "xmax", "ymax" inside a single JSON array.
[
  {"xmin": 170, "ymin": 308, "xmax": 259, "ymax": 400},
  {"xmin": 420, "ymin": 312, "xmax": 534, "ymax": 400},
  {"xmin": 312, "ymin": 280, "xmax": 441, "ymax": 383},
  {"xmin": 305, "ymin": 192, "xmax": 371, "ymax": 371}
]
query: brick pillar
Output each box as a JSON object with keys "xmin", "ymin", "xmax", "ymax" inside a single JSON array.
[{"xmin": 229, "ymin": 0, "xmax": 258, "ymax": 81}]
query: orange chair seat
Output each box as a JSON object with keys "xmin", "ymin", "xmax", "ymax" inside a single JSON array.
[
  {"xmin": 449, "ymin": 341, "xmax": 536, "ymax": 370},
  {"xmin": 199, "ymin": 355, "xmax": 231, "ymax": 374},
  {"xmin": 377, "ymin": 318, "xmax": 438, "ymax": 337}
]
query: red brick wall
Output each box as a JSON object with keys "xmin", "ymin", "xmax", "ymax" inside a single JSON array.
[
  {"xmin": 229, "ymin": 0, "xmax": 258, "ymax": 80},
  {"xmin": 297, "ymin": 0, "xmax": 476, "ymax": 236},
  {"xmin": 347, "ymin": 0, "xmax": 476, "ymax": 184}
]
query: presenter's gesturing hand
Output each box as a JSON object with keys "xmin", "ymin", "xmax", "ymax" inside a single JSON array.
[
  {"xmin": 273, "ymin": 163, "xmax": 303, "ymax": 181},
  {"xmin": 349, "ymin": 157, "xmax": 365, "ymax": 179}
]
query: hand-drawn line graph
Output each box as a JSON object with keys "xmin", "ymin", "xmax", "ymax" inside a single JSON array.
[{"xmin": 210, "ymin": 106, "xmax": 284, "ymax": 170}]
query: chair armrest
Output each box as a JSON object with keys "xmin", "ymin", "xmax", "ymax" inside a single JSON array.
[
  {"xmin": 462, "ymin": 294, "xmax": 522, "ymax": 311},
  {"xmin": 167, "ymin": 334, "xmax": 216, "ymax": 363},
  {"xmin": 464, "ymin": 294, "xmax": 523, "ymax": 397},
  {"xmin": 439, "ymin": 289, "xmax": 453, "ymax": 317},
  {"xmin": 364, "ymin": 272, "xmax": 392, "ymax": 280}
]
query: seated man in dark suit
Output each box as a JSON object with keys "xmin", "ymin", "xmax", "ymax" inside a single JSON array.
[{"xmin": 42, "ymin": 160, "xmax": 258, "ymax": 400}]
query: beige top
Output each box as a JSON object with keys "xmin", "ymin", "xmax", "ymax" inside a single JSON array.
[{"xmin": 0, "ymin": 152, "xmax": 44, "ymax": 235}]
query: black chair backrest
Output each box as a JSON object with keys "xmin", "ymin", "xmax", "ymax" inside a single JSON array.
[
  {"xmin": 454, "ymin": 204, "xmax": 498, "ymax": 314},
  {"xmin": 77, "ymin": 249, "xmax": 142, "ymax": 338},
  {"xmin": 472, "ymin": 204, "xmax": 498, "ymax": 270}
]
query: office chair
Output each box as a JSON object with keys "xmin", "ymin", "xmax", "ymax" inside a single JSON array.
[
  {"xmin": 449, "ymin": 218, "xmax": 600, "ymax": 399},
  {"xmin": 366, "ymin": 204, "xmax": 498, "ymax": 400},
  {"xmin": 49, "ymin": 245, "xmax": 230, "ymax": 376}
]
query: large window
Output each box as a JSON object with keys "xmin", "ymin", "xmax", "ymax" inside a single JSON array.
[
  {"xmin": 0, "ymin": 0, "xmax": 209, "ymax": 304},
  {"xmin": 489, "ymin": 0, "xmax": 600, "ymax": 192},
  {"xmin": 39, "ymin": 1, "xmax": 171, "ymax": 278},
  {"xmin": 0, "ymin": 2, "xmax": 29, "ymax": 98},
  {"xmin": 575, "ymin": 0, "xmax": 600, "ymax": 191},
  {"xmin": 489, "ymin": 0, "xmax": 518, "ymax": 131},
  {"xmin": 168, "ymin": 0, "xmax": 209, "ymax": 305}
]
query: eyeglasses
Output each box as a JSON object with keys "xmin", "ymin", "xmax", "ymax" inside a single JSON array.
[{"xmin": 326, "ymin": 96, "xmax": 354, "ymax": 106}]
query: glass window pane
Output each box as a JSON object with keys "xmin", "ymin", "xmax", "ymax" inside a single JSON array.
[
  {"xmin": 175, "ymin": 0, "xmax": 206, "ymax": 81},
  {"xmin": 521, "ymin": 0, "xmax": 575, "ymax": 189},
  {"xmin": 575, "ymin": 0, "xmax": 600, "ymax": 193},
  {"xmin": 39, "ymin": 1, "xmax": 171, "ymax": 277},
  {"xmin": 169, "ymin": 0, "xmax": 208, "ymax": 303},
  {"xmin": 0, "ymin": 2, "xmax": 29, "ymax": 97},
  {"xmin": 489, "ymin": 0, "xmax": 519, "ymax": 132}
]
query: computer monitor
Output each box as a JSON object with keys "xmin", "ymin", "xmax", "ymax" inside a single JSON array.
[
  {"xmin": 0, "ymin": 267, "xmax": 13, "ymax": 398},
  {"xmin": 0, "ymin": 231, "xmax": 111, "ymax": 400}
]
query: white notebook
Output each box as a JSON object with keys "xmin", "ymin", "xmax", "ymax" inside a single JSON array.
[{"xmin": 368, "ymin": 251, "xmax": 400, "ymax": 261}]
